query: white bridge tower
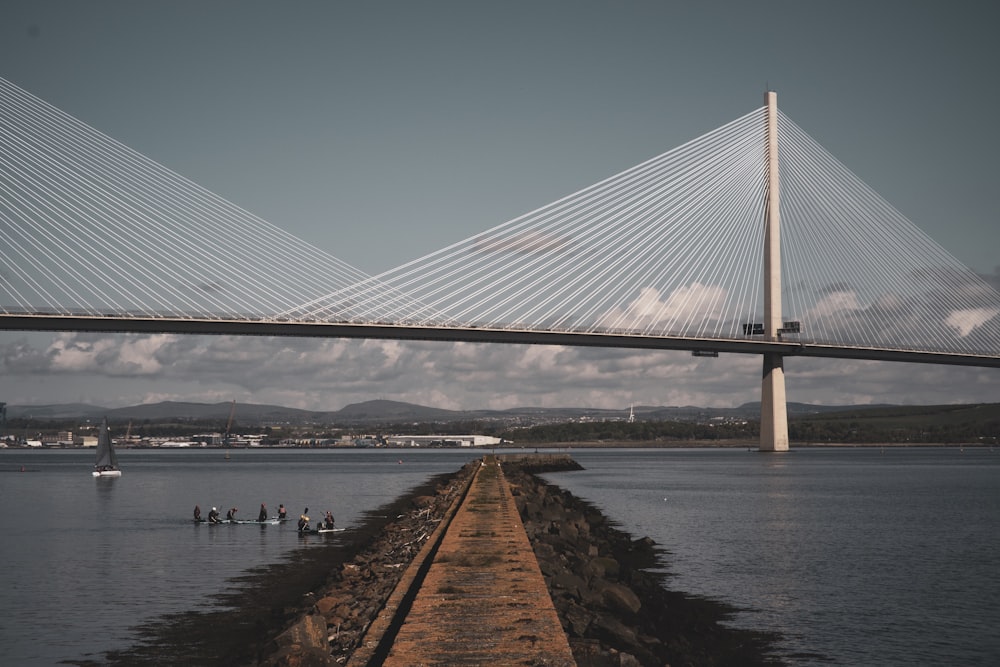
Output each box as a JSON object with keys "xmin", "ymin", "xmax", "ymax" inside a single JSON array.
[{"xmin": 760, "ymin": 90, "xmax": 789, "ymax": 452}]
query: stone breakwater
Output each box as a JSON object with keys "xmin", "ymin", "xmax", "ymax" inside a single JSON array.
[
  {"xmin": 259, "ymin": 455, "xmax": 782, "ymax": 667},
  {"xmin": 261, "ymin": 460, "xmax": 482, "ymax": 666},
  {"xmin": 507, "ymin": 458, "xmax": 782, "ymax": 667}
]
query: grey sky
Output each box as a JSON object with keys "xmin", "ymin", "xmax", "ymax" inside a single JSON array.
[{"xmin": 1, "ymin": 1, "xmax": 998, "ymax": 411}]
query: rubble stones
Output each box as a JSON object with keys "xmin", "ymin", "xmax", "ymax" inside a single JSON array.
[
  {"xmin": 260, "ymin": 456, "xmax": 782, "ymax": 667},
  {"xmin": 255, "ymin": 462, "xmax": 478, "ymax": 666},
  {"xmin": 506, "ymin": 459, "xmax": 783, "ymax": 667}
]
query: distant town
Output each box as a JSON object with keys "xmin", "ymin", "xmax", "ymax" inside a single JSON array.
[
  {"xmin": 1, "ymin": 398, "xmax": 997, "ymax": 447},
  {"xmin": 4, "ymin": 429, "xmax": 505, "ymax": 450}
]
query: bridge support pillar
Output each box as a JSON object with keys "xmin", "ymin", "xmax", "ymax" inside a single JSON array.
[
  {"xmin": 760, "ymin": 353, "xmax": 789, "ymax": 451},
  {"xmin": 761, "ymin": 91, "xmax": 789, "ymax": 452}
]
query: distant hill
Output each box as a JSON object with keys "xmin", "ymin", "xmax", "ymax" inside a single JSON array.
[
  {"xmin": 335, "ymin": 399, "xmax": 460, "ymax": 422},
  {"xmin": 5, "ymin": 403, "xmax": 107, "ymax": 420},
  {"xmin": 790, "ymin": 402, "xmax": 1000, "ymax": 443},
  {"xmin": 739, "ymin": 401, "xmax": 897, "ymax": 416},
  {"xmin": 7, "ymin": 397, "xmax": 985, "ymax": 429},
  {"xmin": 103, "ymin": 401, "xmax": 325, "ymax": 423},
  {"xmin": 5, "ymin": 400, "xmax": 324, "ymax": 424},
  {"xmin": 794, "ymin": 402, "xmax": 1000, "ymax": 426}
]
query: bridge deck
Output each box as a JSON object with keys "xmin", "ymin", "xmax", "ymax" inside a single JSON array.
[{"xmin": 349, "ymin": 457, "xmax": 576, "ymax": 667}]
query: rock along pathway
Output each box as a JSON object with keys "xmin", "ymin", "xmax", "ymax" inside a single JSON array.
[{"xmin": 372, "ymin": 456, "xmax": 577, "ymax": 667}]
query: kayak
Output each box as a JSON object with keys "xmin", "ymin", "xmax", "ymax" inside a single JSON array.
[
  {"xmin": 196, "ymin": 518, "xmax": 284, "ymax": 525},
  {"xmin": 298, "ymin": 527, "xmax": 344, "ymax": 535}
]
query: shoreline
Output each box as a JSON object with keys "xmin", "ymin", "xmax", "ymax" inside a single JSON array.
[
  {"xmin": 5, "ymin": 440, "xmax": 987, "ymax": 455},
  {"xmin": 507, "ymin": 440, "xmax": 989, "ymax": 448},
  {"xmin": 98, "ymin": 456, "xmax": 787, "ymax": 666}
]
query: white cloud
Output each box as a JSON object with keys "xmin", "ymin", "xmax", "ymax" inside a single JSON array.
[
  {"xmin": 46, "ymin": 334, "xmax": 169, "ymax": 375},
  {"xmin": 944, "ymin": 307, "xmax": 1000, "ymax": 337},
  {"xmin": 599, "ymin": 283, "xmax": 728, "ymax": 331},
  {"xmin": 1, "ymin": 330, "xmax": 999, "ymax": 411},
  {"xmin": 807, "ymin": 289, "xmax": 861, "ymax": 320}
]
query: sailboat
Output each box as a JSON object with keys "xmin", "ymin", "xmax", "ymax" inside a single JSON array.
[{"xmin": 92, "ymin": 418, "xmax": 122, "ymax": 477}]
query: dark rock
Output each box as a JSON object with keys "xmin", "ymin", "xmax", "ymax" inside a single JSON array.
[
  {"xmin": 502, "ymin": 462, "xmax": 784, "ymax": 667},
  {"xmin": 273, "ymin": 614, "xmax": 328, "ymax": 650},
  {"xmin": 260, "ymin": 647, "xmax": 337, "ymax": 667},
  {"xmin": 550, "ymin": 571, "xmax": 588, "ymax": 600},
  {"xmin": 617, "ymin": 650, "xmax": 643, "ymax": 667},
  {"xmin": 263, "ymin": 645, "xmax": 333, "ymax": 667},
  {"xmin": 314, "ymin": 596, "xmax": 339, "ymax": 616},
  {"xmin": 590, "ymin": 555, "xmax": 621, "ymax": 580},
  {"xmin": 563, "ymin": 601, "xmax": 595, "ymax": 636},
  {"xmin": 590, "ymin": 614, "xmax": 639, "ymax": 654},
  {"xmin": 599, "ymin": 582, "xmax": 642, "ymax": 615}
]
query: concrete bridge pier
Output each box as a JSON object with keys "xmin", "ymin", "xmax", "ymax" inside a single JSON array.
[{"xmin": 760, "ymin": 352, "xmax": 789, "ymax": 451}]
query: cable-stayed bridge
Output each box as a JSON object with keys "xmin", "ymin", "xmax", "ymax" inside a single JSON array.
[{"xmin": 2, "ymin": 78, "xmax": 998, "ymax": 450}]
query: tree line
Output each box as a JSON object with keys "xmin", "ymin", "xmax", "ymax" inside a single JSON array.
[{"xmin": 499, "ymin": 409, "xmax": 1000, "ymax": 445}]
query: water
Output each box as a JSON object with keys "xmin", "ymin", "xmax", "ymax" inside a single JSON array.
[
  {"xmin": 0, "ymin": 447, "xmax": 483, "ymax": 666},
  {"xmin": 1, "ymin": 447, "xmax": 998, "ymax": 665},
  {"xmin": 543, "ymin": 447, "xmax": 1000, "ymax": 666}
]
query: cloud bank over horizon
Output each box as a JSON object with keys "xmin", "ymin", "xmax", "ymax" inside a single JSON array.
[{"xmin": 2, "ymin": 332, "xmax": 998, "ymax": 412}]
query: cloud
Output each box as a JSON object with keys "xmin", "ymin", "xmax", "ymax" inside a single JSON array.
[
  {"xmin": 944, "ymin": 308, "xmax": 1000, "ymax": 337},
  {"xmin": 1, "ymin": 330, "xmax": 998, "ymax": 411},
  {"xmin": 806, "ymin": 289, "xmax": 861, "ymax": 320},
  {"xmin": 599, "ymin": 283, "xmax": 728, "ymax": 332},
  {"xmin": 47, "ymin": 334, "xmax": 168, "ymax": 375},
  {"xmin": 795, "ymin": 278, "xmax": 1000, "ymax": 354}
]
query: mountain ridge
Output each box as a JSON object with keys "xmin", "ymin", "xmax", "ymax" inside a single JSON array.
[{"xmin": 4, "ymin": 398, "xmax": 903, "ymax": 425}]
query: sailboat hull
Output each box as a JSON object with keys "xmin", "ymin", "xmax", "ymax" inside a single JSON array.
[{"xmin": 92, "ymin": 469, "xmax": 122, "ymax": 477}]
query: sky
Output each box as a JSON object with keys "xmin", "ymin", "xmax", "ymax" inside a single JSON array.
[{"xmin": 1, "ymin": 1, "xmax": 999, "ymax": 412}]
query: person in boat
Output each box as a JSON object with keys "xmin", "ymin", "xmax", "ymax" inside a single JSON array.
[
  {"xmin": 194, "ymin": 505, "xmax": 203, "ymax": 522},
  {"xmin": 258, "ymin": 503, "xmax": 267, "ymax": 522},
  {"xmin": 298, "ymin": 508, "xmax": 310, "ymax": 532},
  {"xmin": 323, "ymin": 511, "xmax": 335, "ymax": 530},
  {"xmin": 226, "ymin": 507, "xmax": 238, "ymax": 521},
  {"xmin": 208, "ymin": 507, "xmax": 221, "ymax": 524},
  {"xmin": 277, "ymin": 504, "xmax": 287, "ymax": 519}
]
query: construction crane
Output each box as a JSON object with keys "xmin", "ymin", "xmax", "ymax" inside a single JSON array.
[
  {"xmin": 224, "ymin": 400, "xmax": 236, "ymax": 447},
  {"xmin": 114, "ymin": 420, "xmax": 133, "ymax": 448}
]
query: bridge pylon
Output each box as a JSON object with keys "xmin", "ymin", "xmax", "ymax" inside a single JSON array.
[{"xmin": 760, "ymin": 91, "xmax": 789, "ymax": 452}]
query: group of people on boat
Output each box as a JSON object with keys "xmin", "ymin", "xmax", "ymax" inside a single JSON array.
[
  {"xmin": 296, "ymin": 507, "xmax": 336, "ymax": 532},
  {"xmin": 193, "ymin": 503, "xmax": 288, "ymax": 524}
]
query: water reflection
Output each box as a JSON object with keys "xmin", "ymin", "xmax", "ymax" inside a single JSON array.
[{"xmin": 95, "ymin": 476, "xmax": 118, "ymax": 501}]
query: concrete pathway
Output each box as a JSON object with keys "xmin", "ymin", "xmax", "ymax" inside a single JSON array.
[{"xmin": 379, "ymin": 457, "xmax": 576, "ymax": 666}]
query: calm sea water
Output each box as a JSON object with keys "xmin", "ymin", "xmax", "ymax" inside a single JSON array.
[
  {"xmin": 1, "ymin": 447, "xmax": 997, "ymax": 666},
  {"xmin": 544, "ymin": 447, "xmax": 1000, "ymax": 666},
  {"xmin": 0, "ymin": 447, "xmax": 483, "ymax": 666}
]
